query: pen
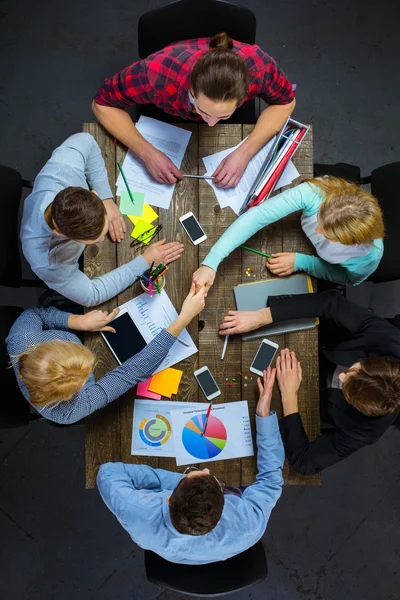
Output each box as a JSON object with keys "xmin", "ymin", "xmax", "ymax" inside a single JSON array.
[
  {"xmin": 221, "ymin": 335, "xmax": 229, "ymax": 360},
  {"xmin": 117, "ymin": 161, "xmax": 135, "ymax": 205},
  {"xmin": 149, "ymin": 260, "xmax": 155, "ymax": 278},
  {"xmin": 240, "ymin": 244, "xmax": 273, "ymax": 260},
  {"xmin": 201, "ymin": 403, "xmax": 212, "ymax": 437},
  {"xmin": 152, "ymin": 267, "xmax": 169, "ymax": 283},
  {"xmin": 182, "ymin": 174, "xmax": 215, "ymax": 180}
]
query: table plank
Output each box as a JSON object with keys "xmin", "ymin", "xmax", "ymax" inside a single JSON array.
[
  {"xmin": 83, "ymin": 123, "xmax": 120, "ymax": 489},
  {"xmin": 198, "ymin": 124, "xmax": 243, "ymax": 486}
]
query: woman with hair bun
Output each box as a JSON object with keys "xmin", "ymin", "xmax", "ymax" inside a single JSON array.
[{"xmin": 93, "ymin": 32, "xmax": 296, "ymax": 187}]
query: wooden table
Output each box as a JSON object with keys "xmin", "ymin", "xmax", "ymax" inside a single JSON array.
[{"xmin": 83, "ymin": 122, "xmax": 321, "ymax": 488}]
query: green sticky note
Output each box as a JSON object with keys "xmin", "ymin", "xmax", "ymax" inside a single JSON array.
[{"xmin": 119, "ymin": 190, "xmax": 145, "ymax": 216}]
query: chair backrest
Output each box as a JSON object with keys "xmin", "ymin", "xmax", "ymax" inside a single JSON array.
[
  {"xmin": 0, "ymin": 165, "xmax": 23, "ymax": 287},
  {"xmin": 138, "ymin": 0, "xmax": 256, "ymax": 59},
  {"xmin": 144, "ymin": 540, "xmax": 268, "ymax": 596},
  {"xmin": 0, "ymin": 306, "xmax": 32, "ymax": 428},
  {"xmin": 368, "ymin": 162, "xmax": 400, "ymax": 283}
]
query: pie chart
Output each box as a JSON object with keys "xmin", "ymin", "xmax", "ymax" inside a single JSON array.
[
  {"xmin": 139, "ymin": 415, "xmax": 171, "ymax": 447},
  {"xmin": 182, "ymin": 414, "xmax": 227, "ymax": 460}
]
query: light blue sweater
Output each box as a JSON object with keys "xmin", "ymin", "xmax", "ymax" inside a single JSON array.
[
  {"xmin": 97, "ymin": 412, "xmax": 284, "ymax": 564},
  {"xmin": 202, "ymin": 182, "xmax": 383, "ymax": 285},
  {"xmin": 21, "ymin": 133, "xmax": 149, "ymax": 307}
]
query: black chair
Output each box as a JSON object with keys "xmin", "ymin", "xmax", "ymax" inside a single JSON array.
[
  {"xmin": 144, "ymin": 541, "xmax": 268, "ymax": 596},
  {"xmin": 136, "ymin": 0, "xmax": 259, "ymax": 125},
  {"xmin": 313, "ymin": 161, "xmax": 400, "ymax": 283},
  {"xmin": 0, "ymin": 165, "xmax": 40, "ymax": 289},
  {"xmin": 0, "ymin": 306, "xmax": 42, "ymax": 428}
]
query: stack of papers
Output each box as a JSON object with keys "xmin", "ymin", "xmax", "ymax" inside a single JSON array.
[
  {"xmin": 202, "ymin": 137, "xmax": 300, "ymax": 215},
  {"xmin": 116, "ymin": 116, "xmax": 192, "ymax": 209}
]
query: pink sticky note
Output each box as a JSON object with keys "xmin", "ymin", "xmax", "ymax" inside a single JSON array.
[{"xmin": 137, "ymin": 378, "xmax": 162, "ymax": 400}]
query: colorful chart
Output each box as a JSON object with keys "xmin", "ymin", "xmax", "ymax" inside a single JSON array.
[
  {"xmin": 182, "ymin": 414, "xmax": 227, "ymax": 460},
  {"xmin": 139, "ymin": 415, "xmax": 171, "ymax": 447}
]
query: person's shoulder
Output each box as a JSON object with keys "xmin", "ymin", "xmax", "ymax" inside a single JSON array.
[{"xmin": 235, "ymin": 41, "xmax": 274, "ymax": 67}]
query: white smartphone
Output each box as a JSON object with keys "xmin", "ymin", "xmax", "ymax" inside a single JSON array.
[
  {"xmin": 250, "ymin": 339, "xmax": 279, "ymax": 376},
  {"xmin": 179, "ymin": 212, "xmax": 207, "ymax": 245},
  {"xmin": 194, "ymin": 366, "xmax": 221, "ymax": 400}
]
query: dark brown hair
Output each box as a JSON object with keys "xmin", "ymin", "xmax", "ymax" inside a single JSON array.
[
  {"xmin": 191, "ymin": 32, "xmax": 249, "ymax": 104},
  {"xmin": 169, "ymin": 474, "xmax": 224, "ymax": 535},
  {"xmin": 343, "ymin": 357, "xmax": 400, "ymax": 416},
  {"xmin": 52, "ymin": 187, "xmax": 106, "ymax": 241}
]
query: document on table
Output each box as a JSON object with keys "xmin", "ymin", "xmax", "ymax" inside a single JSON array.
[
  {"xmin": 117, "ymin": 290, "xmax": 198, "ymax": 373},
  {"xmin": 202, "ymin": 137, "xmax": 300, "ymax": 215},
  {"xmin": 116, "ymin": 116, "xmax": 192, "ymax": 209},
  {"xmin": 131, "ymin": 400, "xmax": 208, "ymax": 457}
]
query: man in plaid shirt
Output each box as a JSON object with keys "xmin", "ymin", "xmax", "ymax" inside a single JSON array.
[{"xmin": 93, "ymin": 34, "xmax": 295, "ymax": 188}]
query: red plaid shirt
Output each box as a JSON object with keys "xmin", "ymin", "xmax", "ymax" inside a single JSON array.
[{"xmin": 94, "ymin": 38, "xmax": 295, "ymax": 120}]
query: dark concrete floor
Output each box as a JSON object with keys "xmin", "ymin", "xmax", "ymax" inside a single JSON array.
[{"xmin": 1, "ymin": 1, "xmax": 400, "ymax": 599}]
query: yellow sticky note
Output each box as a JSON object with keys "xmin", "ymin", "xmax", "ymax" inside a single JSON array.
[
  {"xmin": 128, "ymin": 204, "xmax": 158, "ymax": 226},
  {"xmin": 148, "ymin": 368, "xmax": 183, "ymax": 398},
  {"xmin": 130, "ymin": 219, "xmax": 157, "ymax": 244}
]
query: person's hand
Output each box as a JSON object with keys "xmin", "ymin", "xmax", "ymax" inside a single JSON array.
[
  {"xmin": 68, "ymin": 308, "xmax": 120, "ymax": 333},
  {"xmin": 192, "ymin": 265, "xmax": 216, "ymax": 294},
  {"xmin": 276, "ymin": 348, "xmax": 302, "ymax": 416},
  {"xmin": 256, "ymin": 366, "xmax": 276, "ymax": 417},
  {"xmin": 266, "ymin": 252, "xmax": 296, "ymax": 277},
  {"xmin": 103, "ymin": 199, "xmax": 126, "ymax": 243},
  {"xmin": 219, "ymin": 308, "xmax": 272, "ymax": 335},
  {"xmin": 144, "ymin": 147, "xmax": 183, "ymax": 184},
  {"xmin": 179, "ymin": 283, "xmax": 207, "ymax": 325},
  {"xmin": 142, "ymin": 239, "xmax": 184, "ymax": 266},
  {"xmin": 212, "ymin": 148, "xmax": 250, "ymax": 188}
]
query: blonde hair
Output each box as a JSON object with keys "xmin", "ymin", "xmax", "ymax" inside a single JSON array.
[
  {"xmin": 17, "ymin": 340, "xmax": 94, "ymax": 407},
  {"xmin": 306, "ymin": 177, "xmax": 384, "ymax": 245}
]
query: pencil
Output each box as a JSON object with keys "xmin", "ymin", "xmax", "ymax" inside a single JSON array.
[
  {"xmin": 240, "ymin": 244, "xmax": 272, "ymax": 259},
  {"xmin": 117, "ymin": 161, "xmax": 135, "ymax": 205},
  {"xmin": 182, "ymin": 174, "xmax": 215, "ymax": 180},
  {"xmin": 201, "ymin": 403, "xmax": 212, "ymax": 436},
  {"xmin": 221, "ymin": 335, "xmax": 229, "ymax": 360}
]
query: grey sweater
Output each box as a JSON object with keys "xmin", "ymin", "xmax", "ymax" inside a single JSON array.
[{"xmin": 21, "ymin": 133, "xmax": 149, "ymax": 307}]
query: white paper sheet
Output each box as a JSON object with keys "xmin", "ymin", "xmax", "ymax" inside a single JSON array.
[
  {"xmin": 202, "ymin": 138, "xmax": 299, "ymax": 215},
  {"xmin": 131, "ymin": 400, "xmax": 208, "ymax": 457},
  {"xmin": 171, "ymin": 401, "xmax": 254, "ymax": 466},
  {"xmin": 116, "ymin": 117, "xmax": 192, "ymax": 209},
  {"xmin": 118, "ymin": 290, "xmax": 198, "ymax": 373}
]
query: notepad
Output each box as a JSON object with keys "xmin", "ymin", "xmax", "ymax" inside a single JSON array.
[
  {"xmin": 119, "ymin": 190, "xmax": 145, "ymax": 216},
  {"xmin": 137, "ymin": 377, "xmax": 162, "ymax": 400},
  {"xmin": 234, "ymin": 274, "xmax": 318, "ymax": 340},
  {"xmin": 131, "ymin": 219, "xmax": 157, "ymax": 244},
  {"xmin": 128, "ymin": 203, "xmax": 159, "ymax": 225},
  {"xmin": 148, "ymin": 368, "xmax": 183, "ymax": 398}
]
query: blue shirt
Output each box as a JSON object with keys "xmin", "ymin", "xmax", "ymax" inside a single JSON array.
[
  {"xmin": 202, "ymin": 181, "xmax": 383, "ymax": 286},
  {"xmin": 20, "ymin": 133, "xmax": 149, "ymax": 307},
  {"xmin": 97, "ymin": 413, "xmax": 284, "ymax": 564}
]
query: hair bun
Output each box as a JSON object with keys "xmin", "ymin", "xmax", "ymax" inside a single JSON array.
[{"xmin": 209, "ymin": 32, "xmax": 233, "ymax": 50}]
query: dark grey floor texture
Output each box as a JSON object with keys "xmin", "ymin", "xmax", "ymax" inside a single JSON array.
[{"xmin": 1, "ymin": 1, "xmax": 399, "ymax": 599}]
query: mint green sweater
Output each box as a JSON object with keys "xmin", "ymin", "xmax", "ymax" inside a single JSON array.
[{"xmin": 202, "ymin": 182, "xmax": 383, "ymax": 285}]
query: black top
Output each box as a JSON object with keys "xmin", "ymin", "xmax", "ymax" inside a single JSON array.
[{"xmin": 268, "ymin": 291, "xmax": 400, "ymax": 474}]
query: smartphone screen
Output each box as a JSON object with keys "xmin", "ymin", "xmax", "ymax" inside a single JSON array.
[
  {"xmin": 196, "ymin": 369, "xmax": 220, "ymax": 397},
  {"xmin": 252, "ymin": 342, "xmax": 277, "ymax": 373},
  {"xmin": 103, "ymin": 312, "xmax": 147, "ymax": 363},
  {"xmin": 182, "ymin": 215, "xmax": 204, "ymax": 242}
]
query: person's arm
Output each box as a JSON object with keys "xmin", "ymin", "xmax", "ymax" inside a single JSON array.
[
  {"xmin": 294, "ymin": 253, "xmax": 364, "ymax": 285},
  {"xmin": 193, "ymin": 183, "xmax": 320, "ymax": 290},
  {"xmin": 281, "ymin": 412, "xmax": 367, "ymax": 474},
  {"xmin": 92, "ymin": 62, "xmax": 182, "ymax": 184},
  {"xmin": 219, "ymin": 290, "xmax": 400, "ymax": 342},
  {"xmin": 212, "ymin": 51, "xmax": 296, "ymax": 188},
  {"xmin": 6, "ymin": 307, "xmax": 72, "ymax": 346},
  {"xmin": 40, "ymin": 285, "xmax": 207, "ymax": 424}
]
